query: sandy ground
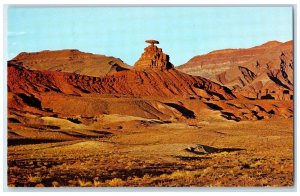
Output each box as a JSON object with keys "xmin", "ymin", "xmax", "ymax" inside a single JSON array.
[{"xmin": 7, "ymin": 112, "xmax": 293, "ymax": 187}]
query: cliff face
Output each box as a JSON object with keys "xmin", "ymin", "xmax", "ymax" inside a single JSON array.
[{"xmin": 178, "ymin": 41, "xmax": 293, "ymax": 100}]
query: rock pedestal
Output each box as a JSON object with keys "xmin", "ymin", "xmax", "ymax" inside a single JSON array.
[{"xmin": 134, "ymin": 40, "xmax": 174, "ymax": 71}]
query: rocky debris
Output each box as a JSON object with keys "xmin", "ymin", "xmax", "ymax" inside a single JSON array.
[{"xmin": 134, "ymin": 40, "xmax": 174, "ymax": 71}]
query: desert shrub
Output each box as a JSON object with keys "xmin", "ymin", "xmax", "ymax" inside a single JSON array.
[
  {"xmin": 169, "ymin": 170, "xmax": 196, "ymax": 185},
  {"xmin": 35, "ymin": 183, "xmax": 45, "ymax": 187},
  {"xmin": 27, "ymin": 174, "xmax": 42, "ymax": 183},
  {"xmin": 241, "ymin": 163, "xmax": 251, "ymax": 169},
  {"xmin": 78, "ymin": 179, "xmax": 92, "ymax": 187},
  {"xmin": 106, "ymin": 178, "xmax": 124, "ymax": 186},
  {"xmin": 93, "ymin": 180, "xmax": 103, "ymax": 187},
  {"xmin": 52, "ymin": 181, "xmax": 60, "ymax": 187},
  {"xmin": 250, "ymin": 161, "xmax": 263, "ymax": 168}
]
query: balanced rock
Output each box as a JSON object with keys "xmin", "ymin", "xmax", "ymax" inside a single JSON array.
[
  {"xmin": 134, "ymin": 40, "xmax": 174, "ymax": 71},
  {"xmin": 145, "ymin": 40, "xmax": 159, "ymax": 45}
]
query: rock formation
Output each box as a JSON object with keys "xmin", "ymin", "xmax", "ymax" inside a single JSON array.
[
  {"xmin": 7, "ymin": 40, "xmax": 293, "ymax": 122},
  {"xmin": 134, "ymin": 40, "xmax": 174, "ymax": 71},
  {"xmin": 178, "ymin": 40, "xmax": 293, "ymax": 100},
  {"xmin": 8, "ymin": 40, "xmax": 236, "ymax": 100},
  {"xmin": 7, "ymin": 64, "xmax": 235, "ymax": 100},
  {"xmin": 146, "ymin": 40, "xmax": 159, "ymax": 45}
]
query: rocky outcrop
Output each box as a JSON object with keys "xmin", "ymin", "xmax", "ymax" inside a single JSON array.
[
  {"xmin": 134, "ymin": 40, "xmax": 174, "ymax": 71},
  {"xmin": 238, "ymin": 66, "xmax": 256, "ymax": 84}
]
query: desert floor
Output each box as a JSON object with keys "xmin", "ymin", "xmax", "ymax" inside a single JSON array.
[{"xmin": 7, "ymin": 105, "xmax": 293, "ymax": 187}]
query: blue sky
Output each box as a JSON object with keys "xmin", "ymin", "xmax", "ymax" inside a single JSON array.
[{"xmin": 7, "ymin": 6, "xmax": 293, "ymax": 66}]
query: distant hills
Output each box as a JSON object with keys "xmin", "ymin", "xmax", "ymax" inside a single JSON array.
[
  {"xmin": 178, "ymin": 40, "xmax": 293, "ymax": 100},
  {"xmin": 10, "ymin": 49, "xmax": 131, "ymax": 77}
]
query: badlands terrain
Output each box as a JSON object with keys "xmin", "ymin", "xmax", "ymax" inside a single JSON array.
[{"xmin": 7, "ymin": 40, "xmax": 293, "ymax": 187}]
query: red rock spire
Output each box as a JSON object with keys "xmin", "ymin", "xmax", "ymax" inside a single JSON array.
[{"xmin": 134, "ymin": 40, "xmax": 174, "ymax": 71}]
